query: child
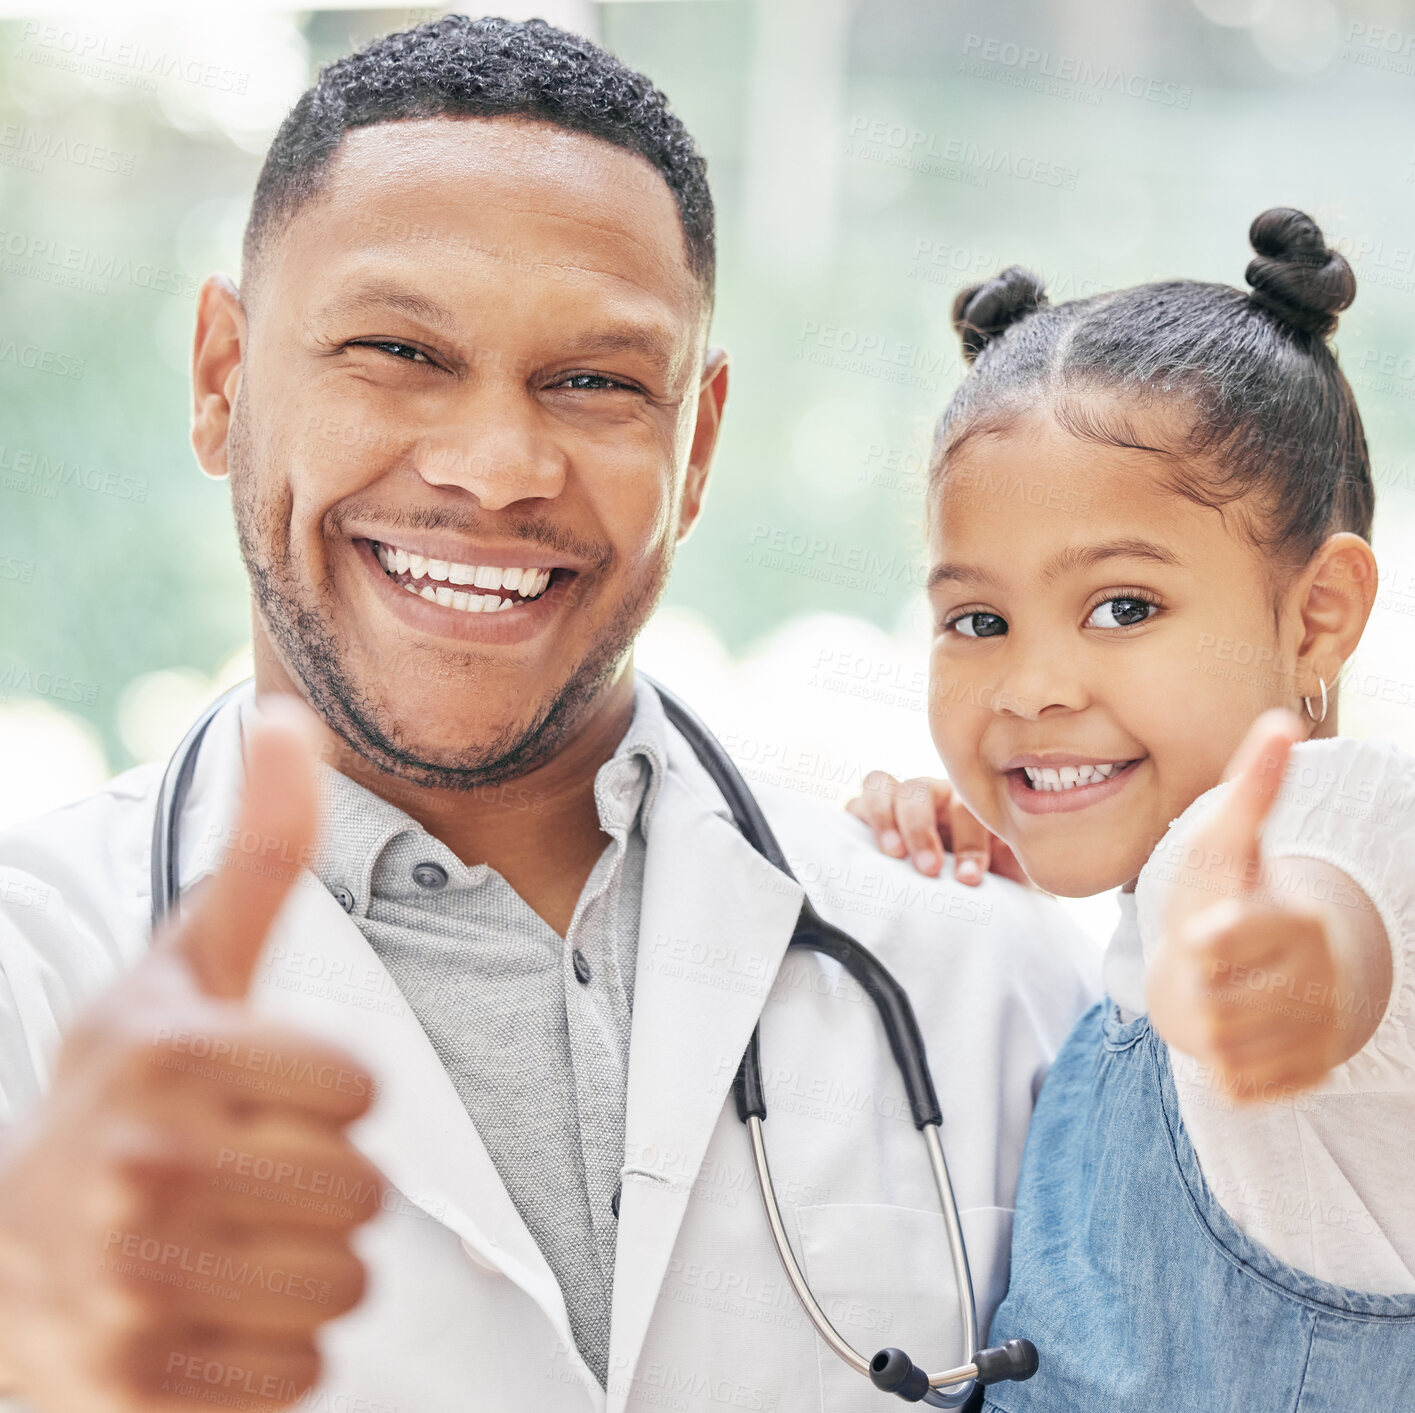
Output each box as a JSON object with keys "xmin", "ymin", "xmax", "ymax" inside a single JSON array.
[{"xmin": 849, "ymin": 208, "xmax": 1415, "ymax": 1408}]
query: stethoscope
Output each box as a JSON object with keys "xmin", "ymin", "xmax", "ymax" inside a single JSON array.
[{"xmin": 150, "ymin": 678, "xmax": 1039, "ymax": 1409}]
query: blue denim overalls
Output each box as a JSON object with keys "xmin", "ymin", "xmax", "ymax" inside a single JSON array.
[{"xmin": 982, "ymin": 1001, "xmax": 1415, "ymax": 1412}]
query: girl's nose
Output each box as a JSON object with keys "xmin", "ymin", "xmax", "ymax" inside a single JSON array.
[{"xmin": 989, "ymin": 655, "xmax": 1090, "ymax": 721}]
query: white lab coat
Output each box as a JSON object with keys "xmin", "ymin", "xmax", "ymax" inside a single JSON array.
[{"xmin": 0, "ymin": 688, "xmax": 1099, "ymax": 1412}]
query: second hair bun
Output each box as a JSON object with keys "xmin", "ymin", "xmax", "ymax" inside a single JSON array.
[{"xmin": 1245, "ymin": 207, "xmax": 1355, "ymax": 339}]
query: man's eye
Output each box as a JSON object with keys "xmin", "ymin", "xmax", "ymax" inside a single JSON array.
[
  {"xmin": 1086, "ymin": 596, "xmax": 1158, "ymax": 629},
  {"xmin": 557, "ymin": 373, "xmax": 635, "ymax": 392},
  {"xmin": 351, "ymin": 340, "xmax": 434, "ymax": 364},
  {"xmin": 947, "ymin": 611, "xmax": 1007, "ymax": 639}
]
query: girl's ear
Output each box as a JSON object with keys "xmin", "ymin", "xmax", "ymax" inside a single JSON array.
[{"xmin": 1290, "ymin": 532, "xmax": 1378, "ymax": 721}]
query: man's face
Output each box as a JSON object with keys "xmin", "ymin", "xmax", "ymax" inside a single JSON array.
[{"xmin": 205, "ymin": 117, "xmax": 720, "ymax": 786}]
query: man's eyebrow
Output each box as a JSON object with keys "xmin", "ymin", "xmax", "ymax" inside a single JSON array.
[
  {"xmin": 308, "ymin": 284, "xmax": 678, "ymax": 365},
  {"xmin": 926, "ymin": 539, "xmax": 1184, "ymax": 593},
  {"xmin": 310, "ymin": 283, "xmax": 465, "ymax": 335},
  {"xmin": 566, "ymin": 328, "xmax": 677, "ymax": 366}
]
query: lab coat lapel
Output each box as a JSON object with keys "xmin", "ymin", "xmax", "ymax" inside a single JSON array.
[
  {"xmin": 251, "ymin": 882, "xmax": 575, "ymax": 1331},
  {"xmin": 607, "ymin": 739, "xmax": 805, "ymax": 1411},
  {"xmin": 182, "ymin": 694, "xmax": 595, "ymax": 1394}
]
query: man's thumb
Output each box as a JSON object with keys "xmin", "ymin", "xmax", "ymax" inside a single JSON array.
[{"xmin": 175, "ymin": 694, "xmax": 323, "ymax": 999}]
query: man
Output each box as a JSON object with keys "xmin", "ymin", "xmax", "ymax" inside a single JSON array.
[{"xmin": 0, "ymin": 16, "xmax": 1097, "ymax": 1413}]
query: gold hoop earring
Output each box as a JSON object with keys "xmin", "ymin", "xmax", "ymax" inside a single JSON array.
[{"xmin": 1302, "ymin": 674, "xmax": 1328, "ymax": 725}]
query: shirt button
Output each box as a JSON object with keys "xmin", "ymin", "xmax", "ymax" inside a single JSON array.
[
  {"xmin": 412, "ymin": 861, "xmax": 448, "ymax": 890},
  {"xmin": 332, "ymin": 885, "xmax": 355, "ymax": 912},
  {"xmin": 572, "ymin": 948, "xmax": 592, "ymax": 984}
]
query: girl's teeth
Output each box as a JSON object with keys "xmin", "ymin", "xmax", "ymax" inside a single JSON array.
[{"xmin": 1023, "ymin": 762, "xmax": 1127, "ymax": 791}]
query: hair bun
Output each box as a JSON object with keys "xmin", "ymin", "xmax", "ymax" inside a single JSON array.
[
  {"xmin": 952, "ymin": 265, "xmax": 1048, "ymax": 364},
  {"xmin": 1245, "ymin": 207, "xmax": 1355, "ymax": 339}
]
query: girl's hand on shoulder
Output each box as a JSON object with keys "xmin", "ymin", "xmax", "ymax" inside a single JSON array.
[{"xmin": 846, "ymin": 771, "xmax": 1030, "ymax": 887}]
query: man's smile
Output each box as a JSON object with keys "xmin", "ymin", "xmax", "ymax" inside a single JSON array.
[
  {"xmin": 351, "ymin": 536, "xmax": 585, "ymax": 645},
  {"xmin": 371, "ymin": 539, "xmax": 555, "ymax": 614}
]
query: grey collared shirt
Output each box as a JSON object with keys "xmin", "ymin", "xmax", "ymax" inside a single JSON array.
[{"xmin": 310, "ymin": 681, "xmax": 668, "ymax": 1387}]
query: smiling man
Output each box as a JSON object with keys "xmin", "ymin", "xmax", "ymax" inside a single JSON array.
[{"xmin": 0, "ymin": 16, "xmax": 1097, "ymax": 1413}]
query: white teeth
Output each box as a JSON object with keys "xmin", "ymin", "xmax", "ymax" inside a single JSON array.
[
  {"xmin": 1023, "ymin": 761, "xmax": 1127, "ymax": 791},
  {"xmin": 374, "ymin": 542, "xmax": 556, "ymax": 603},
  {"xmin": 434, "ymin": 586, "xmax": 454, "ymax": 606}
]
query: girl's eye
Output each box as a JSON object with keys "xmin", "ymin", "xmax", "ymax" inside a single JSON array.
[
  {"xmin": 1086, "ymin": 595, "xmax": 1158, "ymax": 629},
  {"xmin": 946, "ymin": 611, "xmax": 1008, "ymax": 639}
]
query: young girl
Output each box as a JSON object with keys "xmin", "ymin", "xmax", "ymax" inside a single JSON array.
[{"xmin": 849, "ymin": 207, "xmax": 1415, "ymax": 1408}]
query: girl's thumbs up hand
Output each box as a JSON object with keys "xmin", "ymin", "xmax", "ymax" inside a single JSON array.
[{"xmin": 1147, "ymin": 710, "xmax": 1347, "ymax": 1104}]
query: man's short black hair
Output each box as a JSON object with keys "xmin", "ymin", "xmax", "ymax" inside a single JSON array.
[{"xmin": 242, "ymin": 13, "xmax": 715, "ymax": 299}]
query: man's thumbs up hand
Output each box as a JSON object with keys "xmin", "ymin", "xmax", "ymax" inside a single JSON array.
[
  {"xmin": 1147, "ymin": 709, "xmax": 1345, "ymax": 1104},
  {"xmin": 175, "ymin": 694, "xmax": 323, "ymax": 999},
  {"xmin": 0, "ymin": 696, "xmax": 384, "ymax": 1413}
]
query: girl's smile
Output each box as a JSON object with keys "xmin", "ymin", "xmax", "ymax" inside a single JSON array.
[{"xmin": 1003, "ymin": 755, "xmax": 1146, "ymax": 814}]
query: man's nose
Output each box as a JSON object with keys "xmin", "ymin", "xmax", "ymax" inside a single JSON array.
[{"xmin": 413, "ymin": 393, "xmax": 568, "ymax": 510}]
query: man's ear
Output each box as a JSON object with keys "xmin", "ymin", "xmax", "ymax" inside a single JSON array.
[
  {"xmin": 676, "ymin": 347, "xmax": 729, "ymax": 543},
  {"xmin": 1288, "ymin": 531, "xmax": 1378, "ymax": 723},
  {"xmin": 191, "ymin": 274, "xmax": 247, "ymax": 480}
]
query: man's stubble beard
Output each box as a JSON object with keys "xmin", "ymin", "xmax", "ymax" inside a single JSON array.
[{"xmin": 227, "ymin": 405, "xmax": 672, "ymax": 790}]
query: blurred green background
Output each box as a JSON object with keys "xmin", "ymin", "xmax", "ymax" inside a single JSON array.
[{"xmin": 2, "ymin": 0, "xmax": 1414, "ymax": 877}]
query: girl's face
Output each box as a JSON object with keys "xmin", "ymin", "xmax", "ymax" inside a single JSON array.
[{"xmin": 926, "ymin": 402, "xmax": 1304, "ymax": 897}]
